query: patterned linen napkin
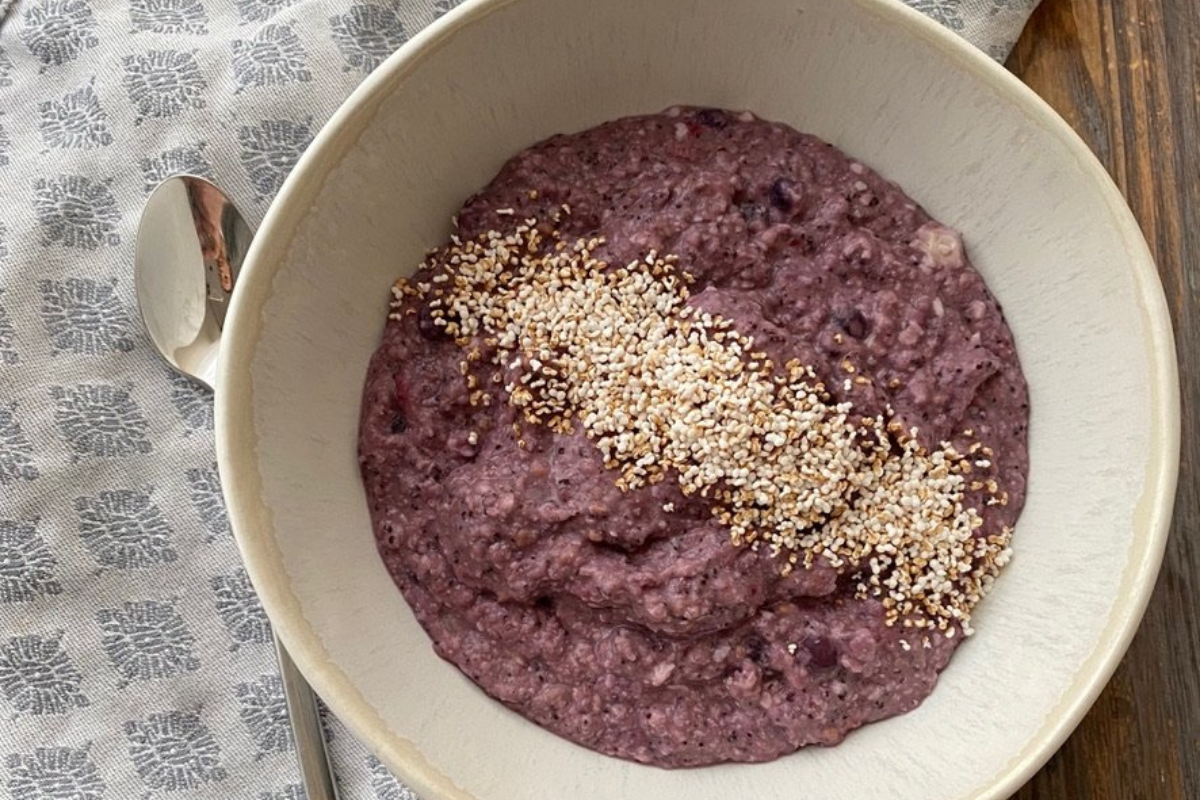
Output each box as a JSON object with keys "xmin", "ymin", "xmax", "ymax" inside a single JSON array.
[{"xmin": 0, "ymin": 1, "xmax": 1039, "ymax": 798}]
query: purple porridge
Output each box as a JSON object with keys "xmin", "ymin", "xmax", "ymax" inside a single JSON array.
[{"xmin": 357, "ymin": 107, "xmax": 1029, "ymax": 768}]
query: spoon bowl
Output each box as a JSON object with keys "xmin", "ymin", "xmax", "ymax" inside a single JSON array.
[{"xmin": 135, "ymin": 175, "xmax": 250, "ymax": 391}]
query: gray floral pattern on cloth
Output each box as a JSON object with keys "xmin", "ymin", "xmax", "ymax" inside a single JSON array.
[{"xmin": 0, "ymin": 0, "xmax": 1038, "ymax": 796}]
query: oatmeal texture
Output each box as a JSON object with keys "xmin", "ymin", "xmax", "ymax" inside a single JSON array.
[{"xmin": 358, "ymin": 107, "xmax": 1030, "ymax": 767}]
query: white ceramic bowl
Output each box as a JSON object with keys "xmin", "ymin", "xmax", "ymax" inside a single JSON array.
[{"xmin": 215, "ymin": 0, "xmax": 1180, "ymax": 798}]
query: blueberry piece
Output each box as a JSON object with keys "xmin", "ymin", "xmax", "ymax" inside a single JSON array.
[
  {"xmin": 769, "ymin": 178, "xmax": 798, "ymax": 212},
  {"xmin": 833, "ymin": 309, "xmax": 871, "ymax": 340},
  {"xmin": 391, "ymin": 376, "xmax": 410, "ymax": 433},
  {"xmin": 739, "ymin": 202, "xmax": 766, "ymax": 223},
  {"xmin": 745, "ymin": 634, "xmax": 769, "ymax": 666},
  {"xmin": 801, "ymin": 635, "xmax": 838, "ymax": 669},
  {"xmin": 794, "ymin": 231, "xmax": 817, "ymax": 255},
  {"xmin": 694, "ymin": 108, "xmax": 729, "ymax": 129},
  {"xmin": 417, "ymin": 304, "xmax": 453, "ymax": 340}
]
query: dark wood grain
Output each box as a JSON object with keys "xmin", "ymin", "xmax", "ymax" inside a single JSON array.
[{"xmin": 1006, "ymin": 0, "xmax": 1199, "ymax": 797}]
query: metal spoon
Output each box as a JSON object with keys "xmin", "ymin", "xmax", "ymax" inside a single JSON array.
[{"xmin": 135, "ymin": 175, "xmax": 340, "ymax": 800}]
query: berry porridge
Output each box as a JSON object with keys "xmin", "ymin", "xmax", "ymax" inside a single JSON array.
[{"xmin": 357, "ymin": 107, "xmax": 1029, "ymax": 767}]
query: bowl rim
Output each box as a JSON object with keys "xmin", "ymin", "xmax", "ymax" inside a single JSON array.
[{"xmin": 215, "ymin": 0, "xmax": 1181, "ymax": 797}]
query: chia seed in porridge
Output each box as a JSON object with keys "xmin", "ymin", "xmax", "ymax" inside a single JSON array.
[{"xmin": 357, "ymin": 106, "xmax": 1029, "ymax": 767}]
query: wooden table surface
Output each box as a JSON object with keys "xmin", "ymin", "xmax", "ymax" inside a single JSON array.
[{"xmin": 1006, "ymin": 0, "xmax": 1198, "ymax": 797}]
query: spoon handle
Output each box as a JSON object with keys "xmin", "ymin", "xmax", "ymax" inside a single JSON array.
[{"xmin": 275, "ymin": 632, "xmax": 341, "ymax": 800}]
